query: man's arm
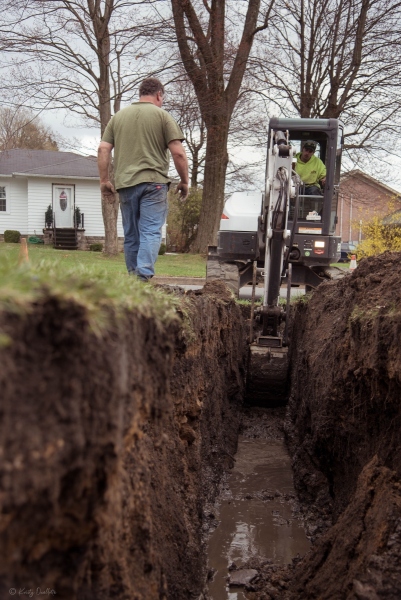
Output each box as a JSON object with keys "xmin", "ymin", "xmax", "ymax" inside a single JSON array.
[
  {"xmin": 97, "ymin": 141, "xmax": 115, "ymax": 200},
  {"xmin": 168, "ymin": 139, "xmax": 189, "ymax": 200}
]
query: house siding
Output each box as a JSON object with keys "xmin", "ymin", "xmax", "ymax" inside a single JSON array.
[
  {"xmin": 25, "ymin": 177, "xmax": 124, "ymax": 237},
  {"xmin": 74, "ymin": 179, "xmax": 124, "ymax": 237},
  {"xmin": 27, "ymin": 178, "xmax": 53, "ymax": 234},
  {"xmin": 1, "ymin": 169, "xmax": 176, "ymax": 245},
  {"xmin": 0, "ymin": 177, "xmax": 28, "ymax": 234}
]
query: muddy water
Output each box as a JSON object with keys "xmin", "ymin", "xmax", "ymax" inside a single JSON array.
[{"xmin": 207, "ymin": 436, "xmax": 310, "ymax": 600}]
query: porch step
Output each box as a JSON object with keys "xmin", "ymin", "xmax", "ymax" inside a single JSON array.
[{"xmin": 54, "ymin": 228, "xmax": 78, "ymax": 250}]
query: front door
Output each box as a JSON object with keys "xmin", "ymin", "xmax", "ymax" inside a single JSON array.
[{"xmin": 53, "ymin": 185, "xmax": 74, "ymax": 228}]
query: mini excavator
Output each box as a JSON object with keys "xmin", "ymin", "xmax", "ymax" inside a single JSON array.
[{"xmin": 207, "ymin": 118, "xmax": 345, "ymax": 405}]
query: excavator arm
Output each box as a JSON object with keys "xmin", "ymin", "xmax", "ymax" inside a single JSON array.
[{"xmin": 247, "ymin": 130, "xmax": 299, "ymax": 405}]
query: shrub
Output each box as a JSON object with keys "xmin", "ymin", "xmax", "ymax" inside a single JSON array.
[
  {"xmin": 356, "ymin": 217, "xmax": 401, "ymax": 259},
  {"xmin": 355, "ymin": 198, "xmax": 401, "ymax": 259},
  {"xmin": 167, "ymin": 186, "xmax": 202, "ymax": 252},
  {"xmin": 74, "ymin": 206, "xmax": 81, "ymax": 228},
  {"xmin": 158, "ymin": 243, "xmax": 166, "ymax": 255},
  {"xmin": 4, "ymin": 230, "xmax": 21, "ymax": 243},
  {"xmin": 45, "ymin": 205, "xmax": 53, "ymax": 228},
  {"xmin": 89, "ymin": 243, "xmax": 103, "ymax": 252}
]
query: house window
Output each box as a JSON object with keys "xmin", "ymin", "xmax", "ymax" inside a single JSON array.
[{"xmin": 0, "ymin": 186, "xmax": 6, "ymax": 212}]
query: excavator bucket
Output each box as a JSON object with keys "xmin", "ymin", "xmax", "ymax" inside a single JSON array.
[{"xmin": 246, "ymin": 344, "xmax": 289, "ymax": 407}]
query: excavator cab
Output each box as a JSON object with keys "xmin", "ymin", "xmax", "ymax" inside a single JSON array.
[
  {"xmin": 268, "ymin": 118, "xmax": 344, "ymax": 289},
  {"xmin": 208, "ymin": 118, "xmax": 344, "ymax": 297}
]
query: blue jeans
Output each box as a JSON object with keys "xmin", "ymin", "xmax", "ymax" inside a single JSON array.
[{"xmin": 119, "ymin": 182, "xmax": 168, "ymax": 279}]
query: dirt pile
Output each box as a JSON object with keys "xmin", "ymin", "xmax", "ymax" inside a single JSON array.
[{"xmin": 0, "ymin": 280, "xmax": 246, "ymax": 600}]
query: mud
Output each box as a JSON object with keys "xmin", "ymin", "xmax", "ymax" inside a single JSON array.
[
  {"xmin": 207, "ymin": 408, "xmax": 309, "ymax": 600},
  {"xmin": 1, "ymin": 252, "xmax": 401, "ymax": 599}
]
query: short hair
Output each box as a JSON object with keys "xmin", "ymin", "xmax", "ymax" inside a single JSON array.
[{"xmin": 139, "ymin": 78, "xmax": 165, "ymax": 97}]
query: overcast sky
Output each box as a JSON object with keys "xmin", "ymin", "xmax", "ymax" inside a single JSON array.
[{"xmin": 45, "ymin": 108, "xmax": 401, "ymax": 195}]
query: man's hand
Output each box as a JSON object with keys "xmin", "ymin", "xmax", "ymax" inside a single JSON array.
[
  {"xmin": 175, "ymin": 181, "xmax": 189, "ymax": 201},
  {"xmin": 168, "ymin": 140, "xmax": 189, "ymax": 200},
  {"xmin": 320, "ymin": 177, "xmax": 326, "ymax": 187},
  {"xmin": 100, "ymin": 180, "xmax": 116, "ymax": 202}
]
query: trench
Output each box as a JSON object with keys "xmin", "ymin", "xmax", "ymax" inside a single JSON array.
[
  {"xmin": 206, "ymin": 416, "xmax": 310, "ymax": 600},
  {"xmin": 2, "ymin": 257, "xmax": 401, "ymax": 599}
]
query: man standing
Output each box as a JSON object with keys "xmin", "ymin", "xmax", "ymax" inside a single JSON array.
[
  {"xmin": 98, "ymin": 77, "xmax": 189, "ymax": 281},
  {"xmin": 294, "ymin": 140, "xmax": 326, "ymax": 195}
]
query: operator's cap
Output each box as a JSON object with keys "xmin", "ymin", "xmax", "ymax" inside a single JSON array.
[{"xmin": 303, "ymin": 140, "xmax": 317, "ymax": 151}]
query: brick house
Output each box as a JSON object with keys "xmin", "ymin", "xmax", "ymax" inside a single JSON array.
[{"xmin": 337, "ymin": 170, "xmax": 401, "ymax": 244}]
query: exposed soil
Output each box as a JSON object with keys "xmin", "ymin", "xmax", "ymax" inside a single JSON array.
[
  {"xmin": 0, "ymin": 280, "xmax": 246, "ymax": 600},
  {"xmin": 245, "ymin": 252, "xmax": 401, "ymax": 599},
  {"xmin": 1, "ymin": 252, "xmax": 401, "ymax": 600}
]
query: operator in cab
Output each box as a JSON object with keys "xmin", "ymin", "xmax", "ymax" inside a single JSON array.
[{"xmin": 294, "ymin": 140, "xmax": 326, "ymax": 195}]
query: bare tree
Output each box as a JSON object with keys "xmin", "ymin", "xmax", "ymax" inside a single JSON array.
[
  {"xmin": 251, "ymin": 0, "xmax": 401, "ymax": 172},
  {"xmin": 0, "ymin": 107, "xmax": 59, "ymax": 151},
  {"xmin": 165, "ymin": 67, "xmax": 269, "ymax": 193},
  {"xmin": 164, "ymin": 71, "xmax": 207, "ymax": 188},
  {"xmin": 0, "ymin": 0, "xmax": 173, "ymax": 254},
  {"xmin": 171, "ymin": 0, "xmax": 275, "ymax": 253}
]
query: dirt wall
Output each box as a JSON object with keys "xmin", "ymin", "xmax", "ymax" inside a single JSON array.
[
  {"xmin": 285, "ymin": 252, "xmax": 401, "ymax": 598},
  {"xmin": 0, "ymin": 281, "xmax": 247, "ymax": 600}
]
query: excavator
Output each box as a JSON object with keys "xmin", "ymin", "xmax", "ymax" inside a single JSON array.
[{"xmin": 207, "ymin": 118, "xmax": 345, "ymax": 405}]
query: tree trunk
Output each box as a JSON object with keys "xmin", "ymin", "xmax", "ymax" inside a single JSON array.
[
  {"xmin": 191, "ymin": 119, "xmax": 229, "ymax": 253},
  {"xmin": 171, "ymin": 0, "xmax": 269, "ymax": 254},
  {"xmin": 191, "ymin": 146, "xmax": 200, "ymax": 188},
  {"xmin": 96, "ymin": 16, "xmax": 119, "ymax": 256},
  {"xmin": 99, "ymin": 83, "xmax": 119, "ymax": 256}
]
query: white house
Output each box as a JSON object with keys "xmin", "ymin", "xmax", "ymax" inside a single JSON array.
[
  {"xmin": 0, "ymin": 149, "xmax": 126, "ymax": 248},
  {"xmin": 0, "ymin": 149, "xmax": 169, "ymax": 249}
]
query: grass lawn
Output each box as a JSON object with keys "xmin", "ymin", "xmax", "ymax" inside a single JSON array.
[
  {"xmin": 0, "ymin": 243, "xmax": 207, "ymax": 278},
  {"xmin": 0, "ymin": 243, "xmax": 348, "ymax": 282}
]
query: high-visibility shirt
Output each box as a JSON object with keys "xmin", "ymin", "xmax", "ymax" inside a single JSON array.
[{"xmin": 295, "ymin": 153, "xmax": 326, "ymax": 187}]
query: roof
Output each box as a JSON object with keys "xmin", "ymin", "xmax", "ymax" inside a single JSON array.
[
  {"xmin": 341, "ymin": 169, "xmax": 400, "ymax": 197},
  {"xmin": 0, "ymin": 149, "xmax": 99, "ymax": 179}
]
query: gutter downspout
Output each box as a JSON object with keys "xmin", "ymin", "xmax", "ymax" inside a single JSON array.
[{"xmin": 349, "ymin": 194, "xmax": 353, "ymax": 242}]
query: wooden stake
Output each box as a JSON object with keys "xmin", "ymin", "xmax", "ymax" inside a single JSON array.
[{"xmin": 19, "ymin": 238, "xmax": 29, "ymax": 265}]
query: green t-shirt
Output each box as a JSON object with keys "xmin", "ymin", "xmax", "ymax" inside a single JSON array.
[
  {"xmin": 295, "ymin": 153, "xmax": 326, "ymax": 187},
  {"xmin": 102, "ymin": 102, "xmax": 184, "ymax": 190}
]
